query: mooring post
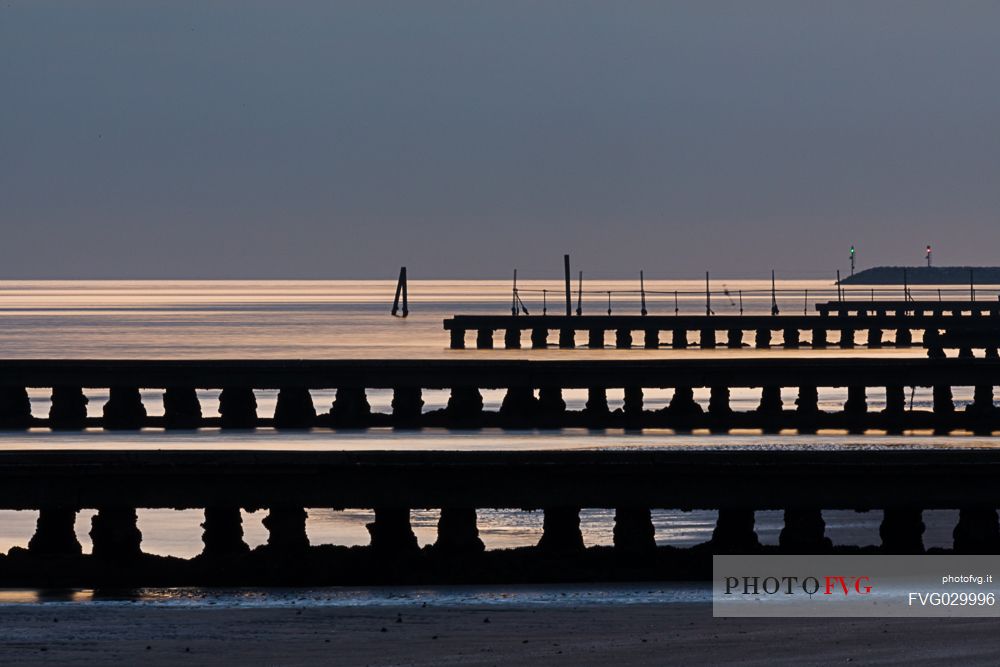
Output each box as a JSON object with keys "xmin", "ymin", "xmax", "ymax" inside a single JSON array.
[
  {"xmin": 576, "ymin": 271, "xmax": 583, "ymax": 316},
  {"xmin": 564, "ymin": 254, "xmax": 572, "ymax": 317},
  {"xmin": 640, "ymin": 270, "xmax": 647, "ymax": 316},
  {"xmin": 391, "ymin": 266, "xmax": 407, "ymax": 317}
]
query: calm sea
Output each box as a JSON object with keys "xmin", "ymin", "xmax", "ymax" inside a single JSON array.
[{"xmin": 0, "ymin": 279, "xmax": 990, "ymax": 558}]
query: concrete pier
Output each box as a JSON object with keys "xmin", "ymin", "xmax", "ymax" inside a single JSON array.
[
  {"xmin": 1, "ymin": 357, "xmax": 1000, "ymax": 432},
  {"xmin": 0, "ymin": 449, "xmax": 999, "ymax": 584},
  {"xmin": 446, "ymin": 306, "xmax": 1000, "ymax": 352}
]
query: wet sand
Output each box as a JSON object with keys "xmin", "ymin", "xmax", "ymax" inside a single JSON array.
[{"xmin": 2, "ymin": 602, "xmax": 1000, "ymax": 665}]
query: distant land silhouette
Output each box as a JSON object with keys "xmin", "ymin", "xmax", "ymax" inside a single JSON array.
[{"xmin": 840, "ymin": 266, "xmax": 1000, "ymax": 285}]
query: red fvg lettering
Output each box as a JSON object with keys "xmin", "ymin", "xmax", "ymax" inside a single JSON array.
[{"xmin": 824, "ymin": 576, "xmax": 872, "ymax": 595}]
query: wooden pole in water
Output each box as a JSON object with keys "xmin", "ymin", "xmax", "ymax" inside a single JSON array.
[
  {"xmin": 836, "ymin": 270, "xmax": 842, "ymax": 302},
  {"xmin": 640, "ymin": 270, "xmax": 647, "ymax": 316},
  {"xmin": 705, "ymin": 271, "xmax": 711, "ymax": 316},
  {"xmin": 563, "ymin": 255, "xmax": 572, "ymax": 317},
  {"xmin": 401, "ymin": 267, "xmax": 408, "ymax": 317},
  {"xmin": 576, "ymin": 271, "xmax": 583, "ymax": 316},
  {"xmin": 971, "ymin": 268, "xmax": 975, "ymax": 302},
  {"xmin": 771, "ymin": 270, "xmax": 779, "ymax": 316},
  {"xmin": 511, "ymin": 269, "xmax": 518, "ymax": 316},
  {"xmin": 391, "ymin": 267, "xmax": 406, "ymax": 317}
]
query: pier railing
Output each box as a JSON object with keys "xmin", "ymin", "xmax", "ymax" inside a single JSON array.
[
  {"xmin": 2, "ymin": 358, "xmax": 1000, "ymax": 432},
  {"xmin": 3, "ymin": 449, "xmax": 1000, "ymax": 585}
]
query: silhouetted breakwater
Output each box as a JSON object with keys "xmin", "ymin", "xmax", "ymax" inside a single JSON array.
[
  {"xmin": 3, "ymin": 358, "xmax": 1000, "ymax": 433},
  {"xmin": 445, "ymin": 300, "xmax": 1000, "ymax": 354},
  {"xmin": 2, "ymin": 449, "xmax": 1000, "ymax": 586}
]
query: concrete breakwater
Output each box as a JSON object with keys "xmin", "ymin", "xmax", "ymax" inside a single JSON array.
[
  {"xmin": 2, "ymin": 358, "xmax": 1000, "ymax": 433},
  {"xmin": 2, "ymin": 449, "xmax": 1000, "ymax": 586}
]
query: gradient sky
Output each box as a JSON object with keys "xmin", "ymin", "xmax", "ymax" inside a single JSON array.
[{"xmin": 2, "ymin": 2, "xmax": 999, "ymax": 279}]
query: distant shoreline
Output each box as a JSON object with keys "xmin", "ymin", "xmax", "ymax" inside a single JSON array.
[{"xmin": 840, "ymin": 266, "xmax": 1000, "ymax": 285}]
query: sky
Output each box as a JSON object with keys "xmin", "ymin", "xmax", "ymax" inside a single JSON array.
[{"xmin": 2, "ymin": 1, "xmax": 999, "ymax": 279}]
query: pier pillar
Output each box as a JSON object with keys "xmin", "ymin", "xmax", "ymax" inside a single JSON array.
[
  {"xmin": 754, "ymin": 329, "xmax": 771, "ymax": 349},
  {"xmin": 844, "ymin": 386, "xmax": 867, "ymax": 418},
  {"xmin": 699, "ymin": 329, "xmax": 715, "ymax": 349},
  {"xmin": 933, "ymin": 385, "xmax": 955, "ymax": 415},
  {"xmin": 538, "ymin": 507, "xmax": 584, "ymax": 553},
  {"xmin": 839, "ymin": 328, "xmax": 856, "ymax": 348},
  {"xmin": 367, "ymin": 508, "xmax": 419, "ymax": 555},
  {"xmin": 711, "ymin": 509, "xmax": 759, "ymax": 552},
  {"xmin": 623, "ymin": 386, "xmax": 643, "ymax": 422},
  {"xmin": 449, "ymin": 329, "xmax": 466, "ymax": 349},
  {"xmin": 795, "ymin": 386, "xmax": 820, "ymax": 434},
  {"xmin": 504, "ymin": 328, "xmax": 521, "ymax": 349},
  {"xmin": 884, "ymin": 385, "xmax": 906, "ymax": 415},
  {"xmin": 163, "ymin": 387, "xmax": 202, "ymax": 429},
  {"xmin": 201, "ymin": 507, "xmax": 249, "ymax": 557},
  {"xmin": 727, "ymin": 329, "xmax": 743, "ymax": 348},
  {"xmin": 968, "ymin": 385, "xmax": 995, "ymax": 417},
  {"xmin": 613, "ymin": 508, "xmax": 656, "ymax": 557},
  {"xmin": 953, "ymin": 508, "xmax": 1000, "ymax": 554},
  {"xmin": 708, "ymin": 386, "xmax": 731, "ymax": 417},
  {"xmin": 867, "ymin": 327, "xmax": 883, "ymax": 348},
  {"xmin": 329, "ymin": 387, "xmax": 371, "ymax": 427},
  {"xmin": 880, "ymin": 508, "xmax": 925, "ymax": 554},
  {"xmin": 218, "ymin": 387, "xmax": 258, "ymax": 429},
  {"xmin": 644, "ymin": 329, "xmax": 659, "ymax": 349},
  {"xmin": 102, "ymin": 387, "xmax": 146, "ymax": 430},
  {"xmin": 812, "ymin": 328, "xmax": 828, "ymax": 348},
  {"xmin": 588, "ymin": 329, "xmax": 604, "ymax": 348},
  {"xmin": 924, "ymin": 329, "xmax": 944, "ymax": 358},
  {"xmin": 987, "ymin": 348, "xmax": 999, "ymax": 359},
  {"xmin": 895, "ymin": 328, "xmax": 912, "ymax": 347},
  {"xmin": 434, "ymin": 508, "xmax": 484, "ymax": 555},
  {"xmin": 475, "ymin": 329, "xmax": 494, "ymax": 349},
  {"xmin": 447, "ymin": 387, "xmax": 483, "ymax": 422},
  {"xmin": 671, "ymin": 328, "xmax": 688, "ymax": 349},
  {"xmin": 779, "ymin": 509, "xmax": 831, "ymax": 553},
  {"xmin": 273, "ymin": 388, "xmax": 316, "ymax": 428},
  {"xmin": 90, "ymin": 507, "xmax": 142, "ymax": 560},
  {"xmin": 584, "ymin": 387, "xmax": 610, "ymax": 419},
  {"xmin": 558, "ymin": 328, "xmax": 575, "ymax": 348},
  {"xmin": 499, "ymin": 386, "xmax": 537, "ymax": 423},
  {"xmin": 782, "ymin": 328, "xmax": 800, "ymax": 349},
  {"xmin": 263, "ymin": 507, "xmax": 309, "ymax": 552},
  {"xmin": 795, "ymin": 386, "xmax": 819, "ymax": 415},
  {"xmin": 531, "ymin": 328, "xmax": 548, "ymax": 348},
  {"xmin": 0, "ymin": 387, "xmax": 31, "ymax": 428},
  {"xmin": 615, "ymin": 328, "xmax": 632, "ymax": 349},
  {"xmin": 537, "ymin": 386, "xmax": 566, "ymax": 414},
  {"xmin": 959, "ymin": 347, "xmax": 975, "ymax": 359},
  {"xmin": 391, "ymin": 387, "xmax": 424, "ymax": 425},
  {"xmin": 49, "ymin": 386, "xmax": 88, "ymax": 430},
  {"xmin": 757, "ymin": 386, "xmax": 782, "ymax": 432},
  {"xmin": 756, "ymin": 386, "xmax": 783, "ymax": 415},
  {"xmin": 666, "ymin": 387, "xmax": 703, "ymax": 418},
  {"xmin": 28, "ymin": 508, "xmax": 81, "ymax": 556}
]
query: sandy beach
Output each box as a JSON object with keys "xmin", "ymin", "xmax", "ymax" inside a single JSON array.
[{"xmin": 3, "ymin": 601, "xmax": 1000, "ymax": 665}]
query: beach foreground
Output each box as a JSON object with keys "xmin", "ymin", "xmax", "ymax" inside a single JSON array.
[{"xmin": 2, "ymin": 602, "xmax": 999, "ymax": 665}]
